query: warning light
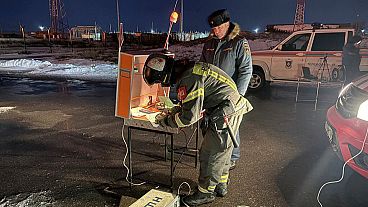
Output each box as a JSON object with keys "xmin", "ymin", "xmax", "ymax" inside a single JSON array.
[{"xmin": 170, "ymin": 11, "xmax": 179, "ymax": 23}]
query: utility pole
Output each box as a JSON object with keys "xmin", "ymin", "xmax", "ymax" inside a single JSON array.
[
  {"xmin": 116, "ymin": 0, "xmax": 120, "ymax": 31},
  {"xmin": 48, "ymin": 28, "xmax": 52, "ymax": 53},
  {"xmin": 20, "ymin": 25, "xmax": 27, "ymax": 54},
  {"xmin": 180, "ymin": 0, "xmax": 183, "ymax": 33},
  {"xmin": 69, "ymin": 29, "xmax": 73, "ymax": 52}
]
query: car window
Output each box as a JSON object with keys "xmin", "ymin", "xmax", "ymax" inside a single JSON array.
[
  {"xmin": 348, "ymin": 31, "xmax": 353, "ymax": 43},
  {"xmin": 311, "ymin": 32, "xmax": 345, "ymax": 51},
  {"xmin": 281, "ymin": 33, "xmax": 311, "ymax": 51}
]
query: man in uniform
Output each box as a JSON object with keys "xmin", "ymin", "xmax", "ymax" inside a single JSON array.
[
  {"xmin": 343, "ymin": 35, "xmax": 362, "ymax": 82},
  {"xmin": 200, "ymin": 9, "xmax": 253, "ymax": 169},
  {"xmin": 143, "ymin": 53, "xmax": 252, "ymax": 206}
]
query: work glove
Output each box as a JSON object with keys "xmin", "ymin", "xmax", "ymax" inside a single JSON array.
[
  {"xmin": 169, "ymin": 105, "xmax": 181, "ymax": 114},
  {"xmin": 155, "ymin": 113, "xmax": 169, "ymax": 127}
]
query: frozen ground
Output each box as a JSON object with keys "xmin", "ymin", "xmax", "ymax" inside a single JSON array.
[
  {"xmin": 0, "ymin": 39, "xmax": 279, "ymax": 82},
  {"xmin": 0, "ymin": 191, "xmax": 55, "ymax": 207}
]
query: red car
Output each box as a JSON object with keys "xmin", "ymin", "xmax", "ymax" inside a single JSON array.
[{"xmin": 325, "ymin": 74, "xmax": 368, "ymax": 179}]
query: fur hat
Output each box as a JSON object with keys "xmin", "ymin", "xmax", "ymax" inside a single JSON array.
[{"xmin": 208, "ymin": 9, "xmax": 230, "ymax": 28}]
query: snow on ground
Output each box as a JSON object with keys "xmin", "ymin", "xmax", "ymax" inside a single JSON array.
[
  {"xmin": 0, "ymin": 59, "xmax": 118, "ymax": 82},
  {"xmin": 0, "ymin": 59, "xmax": 52, "ymax": 68},
  {"xmin": 249, "ymin": 39, "xmax": 280, "ymax": 51},
  {"xmin": 0, "ymin": 38, "xmax": 277, "ymax": 82},
  {"xmin": 0, "ymin": 107, "xmax": 16, "ymax": 113},
  {"xmin": 0, "ymin": 191, "xmax": 55, "ymax": 207}
]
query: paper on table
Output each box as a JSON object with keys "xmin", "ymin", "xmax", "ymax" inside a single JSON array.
[
  {"xmin": 158, "ymin": 96, "xmax": 175, "ymax": 108},
  {"xmin": 131, "ymin": 107, "xmax": 145, "ymax": 117},
  {"xmin": 145, "ymin": 112, "xmax": 161, "ymax": 127},
  {"xmin": 130, "ymin": 107, "xmax": 161, "ymax": 127}
]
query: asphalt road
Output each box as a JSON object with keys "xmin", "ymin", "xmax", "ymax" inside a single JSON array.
[{"xmin": 0, "ymin": 77, "xmax": 367, "ymax": 207}]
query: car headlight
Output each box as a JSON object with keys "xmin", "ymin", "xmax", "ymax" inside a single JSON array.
[
  {"xmin": 357, "ymin": 99, "xmax": 368, "ymax": 121},
  {"xmin": 338, "ymin": 83, "xmax": 352, "ymax": 98}
]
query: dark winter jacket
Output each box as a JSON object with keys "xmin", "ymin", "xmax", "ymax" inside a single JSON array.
[
  {"xmin": 200, "ymin": 23, "xmax": 253, "ymax": 95},
  {"xmin": 165, "ymin": 62, "xmax": 253, "ymax": 128},
  {"xmin": 342, "ymin": 43, "xmax": 361, "ymax": 81}
]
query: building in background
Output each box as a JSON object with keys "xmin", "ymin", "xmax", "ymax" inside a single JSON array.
[{"xmin": 70, "ymin": 26, "xmax": 102, "ymax": 40}]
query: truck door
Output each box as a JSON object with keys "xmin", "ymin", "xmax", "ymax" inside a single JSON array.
[
  {"xmin": 271, "ymin": 33, "xmax": 311, "ymax": 80},
  {"xmin": 304, "ymin": 32, "xmax": 345, "ymax": 81}
]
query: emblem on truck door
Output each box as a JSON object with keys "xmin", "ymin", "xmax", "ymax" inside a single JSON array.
[{"xmin": 285, "ymin": 59, "xmax": 292, "ymax": 69}]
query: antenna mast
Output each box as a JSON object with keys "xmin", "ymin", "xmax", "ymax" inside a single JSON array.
[
  {"xmin": 293, "ymin": 0, "xmax": 305, "ymax": 31},
  {"xmin": 49, "ymin": 0, "xmax": 68, "ymax": 34}
]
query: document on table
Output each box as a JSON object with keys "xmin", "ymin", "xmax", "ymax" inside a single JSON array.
[
  {"xmin": 145, "ymin": 112, "xmax": 160, "ymax": 127},
  {"xmin": 131, "ymin": 107, "xmax": 160, "ymax": 127}
]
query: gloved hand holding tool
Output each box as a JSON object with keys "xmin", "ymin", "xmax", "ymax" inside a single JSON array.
[{"xmin": 155, "ymin": 112, "xmax": 168, "ymax": 127}]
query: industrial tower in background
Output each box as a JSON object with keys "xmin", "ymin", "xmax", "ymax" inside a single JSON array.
[
  {"xmin": 49, "ymin": 0, "xmax": 68, "ymax": 34},
  {"xmin": 293, "ymin": 0, "xmax": 305, "ymax": 31}
]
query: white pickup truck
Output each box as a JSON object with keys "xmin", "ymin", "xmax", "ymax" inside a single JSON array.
[{"xmin": 249, "ymin": 28, "xmax": 368, "ymax": 91}]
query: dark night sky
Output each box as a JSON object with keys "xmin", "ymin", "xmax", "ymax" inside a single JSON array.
[{"xmin": 0, "ymin": 0, "xmax": 367, "ymax": 33}]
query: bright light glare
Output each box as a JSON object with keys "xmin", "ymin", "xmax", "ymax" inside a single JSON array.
[
  {"xmin": 338, "ymin": 83, "xmax": 352, "ymax": 98},
  {"xmin": 357, "ymin": 99, "xmax": 368, "ymax": 121},
  {"xmin": 253, "ymin": 28, "xmax": 259, "ymax": 33},
  {"xmin": 39, "ymin": 26, "xmax": 45, "ymax": 31},
  {"xmin": 170, "ymin": 11, "xmax": 179, "ymax": 23}
]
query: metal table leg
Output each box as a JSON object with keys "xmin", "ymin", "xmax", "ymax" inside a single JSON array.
[
  {"xmin": 164, "ymin": 134, "xmax": 168, "ymax": 161},
  {"xmin": 314, "ymin": 81, "xmax": 321, "ymax": 111},
  {"xmin": 170, "ymin": 133, "xmax": 174, "ymax": 191}
]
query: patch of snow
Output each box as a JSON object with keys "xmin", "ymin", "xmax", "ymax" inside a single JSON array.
[
  {"xmin": 0, "ymin": 59, "xmax": 118, "ymax": 82},
  {"xmin": 0, "ymin": 59, "xmax": 52, "ymax": 69},
  {"xmin": 0, "ymin": 107, "xmax": 16, "ymax": 113},
  {"xmin": 249, "ymin": 39, "xmax": 279, "ymax": 51},
  {"xmin": 0, "ymin": 191, "xmax": 55, "ymax": 207}
]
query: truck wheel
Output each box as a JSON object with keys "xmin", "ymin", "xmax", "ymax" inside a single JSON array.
[
  {"xmin": 248, "ymin": 69, "xmax": 266, "ymax": 92},
  {"xmin": 331, "ymin": 66, "xmax": 345, "ymax": 82}
]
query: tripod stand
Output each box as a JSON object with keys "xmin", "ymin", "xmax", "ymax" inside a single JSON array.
[
  {"xmin": 317, "ymin": 55, "xmax": 330, "ymax": 81},
  {"xmin": 295, "ymin": 55, "xmax": 330, "ymax": 111}
]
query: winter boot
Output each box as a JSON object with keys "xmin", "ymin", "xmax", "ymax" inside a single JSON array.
[
  {"xmin": 182, "ymin": 190, "xmax": 215, "ymax": 206},
  {"xmin": 214, "ymin": 182, "xmax": 228, "ymax": 197}
]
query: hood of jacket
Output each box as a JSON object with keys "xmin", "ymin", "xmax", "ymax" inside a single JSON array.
[{"xmin": 227, "ymin": 22, "xmax": 240, "ymax": 40}]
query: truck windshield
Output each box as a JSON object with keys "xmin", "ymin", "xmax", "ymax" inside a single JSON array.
[{"xmin": 281, "ymin": 33, "xmax": 311, "ymax": 51}]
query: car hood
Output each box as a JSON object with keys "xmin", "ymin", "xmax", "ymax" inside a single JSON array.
[{"xmin": 353, "ymin": 74, "xmax": 368, "ymax": 92}]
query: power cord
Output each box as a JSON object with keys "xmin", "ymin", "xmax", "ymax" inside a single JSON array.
[
  {"xmin": 121, "ymin": 125, "xmax": 146, "ymax": 186},
  {"xmin": 173, "ymin": 127, "xmax": 197, "ymax": 172},
  {"xmin": 177, "ymin": 181, "xmax": 192, "ymax": 207},
  {"xmin": 317, "ymin": 126, "xmax": 368, "ymax": 207}
]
